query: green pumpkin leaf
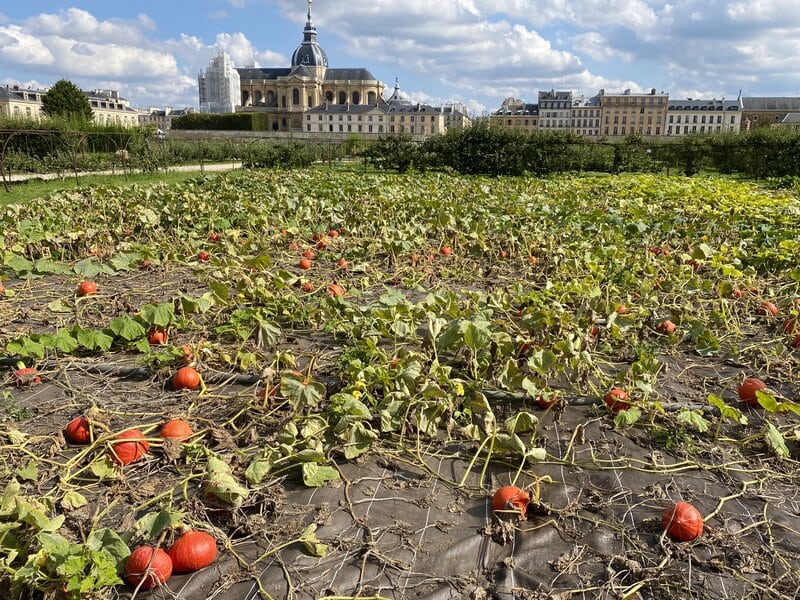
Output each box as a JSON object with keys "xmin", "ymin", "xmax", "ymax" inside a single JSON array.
[
  {"xmin": 302, "ymin": 462, "xmax": 340, "ymax": 487},
  {"xmin": 107, "ymin": 316, "xmax": 146, "ymax": 341}
]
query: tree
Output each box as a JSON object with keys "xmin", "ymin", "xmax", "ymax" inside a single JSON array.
[{"xmin": 41, "ymin": 79, "xmax": 93, "ymax": 123}]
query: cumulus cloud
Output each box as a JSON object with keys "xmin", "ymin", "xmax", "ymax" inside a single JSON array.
[
  {"xmin": 0, "ymin": 8, "xmax": 286, "ymax": 107},
  {"xmin": 570, "ymin": 32, "xmax": 633, "ymax": 63},
  {"xmin": 0, "ymin": 26, "xmax": 54, "ymax": 65}
]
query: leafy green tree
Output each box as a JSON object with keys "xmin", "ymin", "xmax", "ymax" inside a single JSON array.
[{"xmin": 41, "ymin": 79, "xmax": 93, "ymax": 123}]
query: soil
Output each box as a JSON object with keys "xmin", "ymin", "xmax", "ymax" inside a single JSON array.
[{"xmin": 2, "ymin": 263, "xmax": 800, "ymax": 600}]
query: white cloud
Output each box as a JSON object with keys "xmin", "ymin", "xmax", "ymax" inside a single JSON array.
[
  {"xmin": 0, "ymin": 25, "xmax": 54, "ymax": 65},
  {"xmin": 570, "ymin": 32, "xmax": 633, "ymax": 63}
]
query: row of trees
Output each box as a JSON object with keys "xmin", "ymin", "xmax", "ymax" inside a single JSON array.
[{"xmin": 366, "ymin": 124, "xmax": 800, "ymax": 179}]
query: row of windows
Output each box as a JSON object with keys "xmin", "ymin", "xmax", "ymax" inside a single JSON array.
[
  {"xmin": 244, "ymin": 89, "xmax": 378, "ymax": 108},
  {"xmin": 573, "ymin": 109, "xmax": 601, "ymax": 117},
  {"xmin": 606, "ymin": 115, "xmax": 662, "ymax": 125},
  {"xmin": 571, "ymin": 119, "xmax": 601, "ymax": 127},
  {"xmin": 541, "ymin": 101, "xmax": 570, "ymax": 109},
  {"xmin": 607, "ymin": 97, "xmax": 666, "ymax": 106},
  {"xmin": 669, "ymin": 114, "xmax": 736, "ymax": 124},
  {"xmin": 605, "ymin": 126, "xmax": 662, "ymax": 135},
  {"xmin": 307, "ymin": 114, "xmax": 437, "ymax": 123},
  {"xmin": 306, "ymin": 124, "xmax": 431, "ymax": 135},
  {"xmin": 667, "ymin": 125, "xmax": 728, "ymax": 134},
  {"xmin": 90, "ymin": 101, "xmax": 125, "ymax": 110}
]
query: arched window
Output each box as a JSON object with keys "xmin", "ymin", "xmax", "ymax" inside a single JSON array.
[
  {"xmin": 325, "ymin": 91, "xmax": 334, "ymax": 102},
  {"xmin": 242, "ymin": 90, "xmax": 250, "ymax": 106},
  {"xmin": 13, "ymin": 106, "xmax": 20, "ymax": 117},
  {"xmin": 255, "ymin": 91, "xmax": 263, "ymax": 105},
  {"xmin": 281, "ymin": 95, "xmax": 287, "ymax": 108},
  {"xmin": 292, "ymin": 88, "xmax": 300, "ymax": 105},
  {"xmin": 352, "ymin": 91, "xmax": 361, "ymax": 105},
  {"xmin": 367, "ymin": 91, "xmax": 376, "ymax": 105},
  {"xmin": 266, "ymin": 91, "xmax": 275, "ymax": 106},
  {"xmin": 338, "ymin": 91, "xmax": 347, "ymax": 104},
  {"xmin": 308, "ymin": 95, "xmax": 313, "ymax": 108},
  {"xmin": 25, "ymin": 107, "xmax": 32, "ymax": 118}
]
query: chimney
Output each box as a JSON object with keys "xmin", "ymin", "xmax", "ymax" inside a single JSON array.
[{"xmin": 650, "ymin": 88, "xmax": 656, "ymax": 95}]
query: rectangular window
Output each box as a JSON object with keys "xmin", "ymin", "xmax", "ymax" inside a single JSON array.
[
  {"xmin": 667, "ymin": 126, "xmax": 672, "ymax": 135},
  {"xmin": 368, "ymin": 125, "xmax": 373, "ymax": 132},
  {"xmin": 306, "ymin": 115, "xmax": 310, "ymax": 121},
  {"xmin": 307, "ymin": 124, "xmax": 311, "ymax": 131},
  {"xmin": 669, "ymin": 115, "xmax": 673, "ymax": 123},
  {"xmin": 347, "ymin": 125, "xmax": 352, "ymax": 131},
  {"xmin": 358, "ymin": 125, "xmax": 362, "ymax": 132},
  {"xmin": 701, "ymin": 116, "xmax": 706, "ymax": 124},
  {"xmin": 379, "ymin": 125, "xmax": 384, "ymax": 133},
  {"xmin": 339, "ymin": 125, "xmax": 343, "ymax": 131}
]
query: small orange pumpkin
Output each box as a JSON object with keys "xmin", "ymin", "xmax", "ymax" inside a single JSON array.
[
  {"xmin": 109, "ymin": 429, "xmax": 149, "ymax": 466},
  {"xmin": 662, "ymin": 501, "xmax": 703, "ymax": 542},
  {"xmin": 173, "ymin": 366, "xmax": 201, "ymax": 391},
  {"xmin": 491, "ymin": 485, "xmax": 531, "ymax": 518},
  {"xmin": 167, "ymin": 530, "xmax": 217, "ymax": 573},
  {"xmin": 125, "ymin": 546, "xmax": 172, "ymax": 589},
  {"xmin": 65, "ymin": 417, "xmax": 91, "ymax": 444},
  {"xmin": 160, "ymin": 419, "xmax": 193, "ymax": 441}
]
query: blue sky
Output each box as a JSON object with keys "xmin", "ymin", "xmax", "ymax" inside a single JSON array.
[{"xmin": 1, "ymin": 1, "xmax": 799, "ymax": 115}]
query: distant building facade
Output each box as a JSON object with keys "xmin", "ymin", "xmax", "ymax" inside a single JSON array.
[
  {"xmin": 236, "ymin": 1, "xmax": 385, "ymax": 133},
  {"xmin": 0, "ymin": 85, "xmax": 138, "ymax": 127},
  {"xmin": 139, "ymin": 106, "xmax": 196, "ymax": 130},
  {"xmin": 198, "ymin": 51, "xmax": 241, "ymax": 114},
  {"xmin": 0, "ymin": 85, "xmax": 45, "ymax": 121},
  {"xmin": 599, "ymin": 88, "xmax": 668, "ymax": 137},
  {"xmin": 86, "ymin": 89, "xmax": 139, "ymax": 127},
  {"xmin": 571, "ymin": 94, "xmax": 601, "ymax": 137},
  {"xmin": 666, "ymin": 99, "xmax": 742, "ymax": 136},
  {"xmin": 538, "ymin": 90, "xmax": 572, "ymax": 132},
  {"xmin": 303, "ymin": 80, "xmax": 469, "ymax": 139},
  {"xmin": 741, "ymin": 97, "xmax": 800, "ymax": 130},
  {"xmin": 490, "ymin": 97, "xmax": 538, "ymax": 132}
]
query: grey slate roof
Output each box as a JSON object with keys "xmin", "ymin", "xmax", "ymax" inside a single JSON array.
[
  {"xmin": 493, "ymin": 103, "xmax": 538, "ymax": 116},
  {"xmin": 325, "ymin": 68, "xmax": 378, "ymax": 81},
  {"xmin": 0, "ymin": 88, "xmax": 23, "ymax": 100},
  {"xmin": 781, "ymin": 113, "xmax": 800, "ymax": 123},
  {"xmin": 669, "ymin": 99, "xmax": 740, "ymax": 111},
  {"xmin": 742, "ymin": 97, "xmax": 800, "ymax": 111},
  {"xmin": 307, "ymin": 104, "xmax": 383, "ymax": 115}
]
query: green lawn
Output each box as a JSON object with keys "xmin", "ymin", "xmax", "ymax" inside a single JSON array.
[{"xmin": 0, "ymin": 170, "xmax": 220, "ymax": 206}]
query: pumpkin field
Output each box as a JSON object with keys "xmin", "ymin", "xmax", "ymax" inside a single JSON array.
[{"xmin": 1, "ymin": 170, "xmax": 800, "ymax": 599}]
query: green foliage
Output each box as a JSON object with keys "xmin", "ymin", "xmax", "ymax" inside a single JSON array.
[
  {"xmin": 40, "ymin": 80, "xmax": 93, "ymax": 124},
  {"xmin": 171, "ymin": 112, "xmax": 273, "ymax": 131}
]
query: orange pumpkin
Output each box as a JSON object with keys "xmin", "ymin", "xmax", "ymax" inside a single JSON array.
[
  {"xmin": 604, "ymin": 388, "xmax": 630, "ymax": 411},
  {"xmin": 109, "ymin": 429, "xmax": 149, "ymax": 466},
  {"xmin": 738, "ymin": 377, "xmax": 767, "ymax": 406},
  {"xmin": 125, "ymin": 546, "xmax": 172, "ymax": 589},
  {"xmin": 167, "ymin": 531, "xmax": 217, "ymax": 573},
  {"xmin": 160, "ymin": 419, "xmax": 193, "ymax": 441},
  {"xmin": 662, "ymin": 501, "xmax": 703, "ymax": 542},
  {"xmin": 173, "ymin": 366, "xmax": 201, "ymax": 391},
  {"xmin": 65, "ymin": 417, "xmax": 91, "ymax": 444},
  {"xmin": 491, "ymin": 485, "xmax": 531, "ymax": 518}
]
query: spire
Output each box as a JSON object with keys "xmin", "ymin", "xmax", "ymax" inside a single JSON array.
[{"xmin": 291, "ymin": 0, "xmax": 328, "ymax": 68}]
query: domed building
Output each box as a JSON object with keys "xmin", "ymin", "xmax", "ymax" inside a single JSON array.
[{"xmin": 237, "ymin": 0, "xmax": 386, "ymax": 132}]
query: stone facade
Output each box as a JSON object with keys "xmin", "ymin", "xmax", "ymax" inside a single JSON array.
[{"xmin": 599, "ymin": 88, "xmax": 668, "ymax": 138}]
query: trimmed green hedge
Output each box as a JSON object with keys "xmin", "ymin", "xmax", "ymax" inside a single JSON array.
[{"xmin": 171, "ymin": 113, "xmax": 274, "ymax": 131}]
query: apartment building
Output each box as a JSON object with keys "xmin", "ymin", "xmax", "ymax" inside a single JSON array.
[
  {"xmin": 666, "ymin": 99, "xmax": 742, "ymax": 136},
  {"xmin": 0, "ymin": 85, "xmax": 45, "ymax": 120},
  {"xmin": 489, "ymin": 97, "xmax": 538, "ymax": 132},
  {"xmin": 571, "ymin": 94, "xmax": 601, "ymax": 137},
  {"xmin": 538, "ymin": 90, "xmax": 572, "ymax": 132},
  {"xmin": 599, "ymin": 88, "xmax": 668, "ymax": 137}
]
